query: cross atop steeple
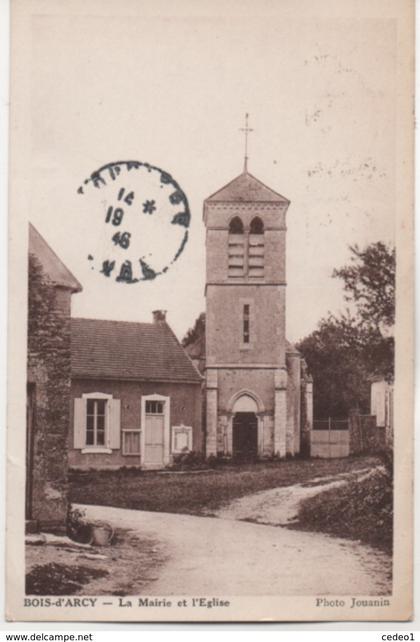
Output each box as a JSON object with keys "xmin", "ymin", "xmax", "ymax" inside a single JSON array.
[{"xmin": 239, "ymin": 113, "xmax": 253, "ymax": 173}]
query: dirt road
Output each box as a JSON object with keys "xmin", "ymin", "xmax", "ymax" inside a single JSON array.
[
  {"xmin": 209, "ymin": 467, "xmax": 377, "ymax": 526},
  {"xmin": 80, "ymin": 504, "xmax": 391, "ymax": 596}
]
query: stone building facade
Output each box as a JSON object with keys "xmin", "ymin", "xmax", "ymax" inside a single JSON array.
[
  {"xmin": 69, "ymin": 312, "xmax": 202, "ymax": 469},
  {"xmin": 27, "ymin": 224, "xmax": 82, "ymax": 531},
  {"xmin": 204, "ymin": 170, "xmax": 312, "ymax": 458}
]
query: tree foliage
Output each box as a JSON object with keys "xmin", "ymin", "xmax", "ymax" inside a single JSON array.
[
  {"xmin": 332, "ymin": 242, "xmax": 395, "ymax": 330},
  {"xmin": 182, "ymin": 312, "xmax": 206, "ymax": 375},
  {"xmin": 28, "ymin": 253, "xmax": 59, "ymax": 346},
  {"xmin": 182, "ymin": 312, "xmax": 206, "ymax": 349},
  {"xmin": 297, "ymin": 242, "xmax": 395, "ymax": 419},
  {"xmin": 298, "ymin": 315, "xmax": 393, "ymax": 418},
  {"xmin": 27, "ymin": 253, "xmax": 72, "ymax": 446}
]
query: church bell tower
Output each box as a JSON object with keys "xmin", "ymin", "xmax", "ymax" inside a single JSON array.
[{"xmin": 204, "ymin": 117, "xmax": 291, "ymax": 459}]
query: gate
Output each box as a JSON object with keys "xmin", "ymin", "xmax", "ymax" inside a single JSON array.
[{"xmin": 310, "ymin": 418, "xmax": 349, "ymax": 458}]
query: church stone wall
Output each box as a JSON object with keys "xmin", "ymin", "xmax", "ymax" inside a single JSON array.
[
  {"xmin": 206, "ymin": 285, "xmax": 286, "ymax": 366},
  {"xmin": 206, "ymin": 229, "xmax": 228, "ymax": 281},
  {"xmin": 264, "ymin": 231, "xmax": 286, "ymax": 283},
  {"xmin": 204, "ymin": 202, "xmax": 287, "ymax": 230},
  {"xmin": 216, "ymin": 368, "xmax": 276, "ymax": 413},
  {"xmin": 286, "ymin": 351, "xmax": 301, "ymax": 455},
  {"xmin": 205, "ymin": 203, "xmax": 287, "ymax": 285},
  {"xmin": 262, "ymin": 415, "xmax": 275, "ymax": 456}
]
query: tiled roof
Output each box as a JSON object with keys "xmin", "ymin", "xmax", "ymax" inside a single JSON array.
[
  {"xmin": 29, "ymin": 224, "xmax": 82, "ymax": 292},
  {"xmin": 71, "ymin": 318, "xmax": 202, "ymax": 383},
  {"xmin": 206, "ymin": 171, "xmax": 289, "ymax": 204}
]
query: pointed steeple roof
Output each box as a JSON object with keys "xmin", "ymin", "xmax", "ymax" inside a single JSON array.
[
  {"xmin": 206, "ymin": 171, "xmax": 289, "ymax": 204},
  {"xmin": 29, "ymin": 223, "xmax": 82, "ymax": 292}
]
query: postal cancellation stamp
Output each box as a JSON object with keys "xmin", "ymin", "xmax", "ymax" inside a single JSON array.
[{"xmin": 78, "ymin": 161, "xmax": 190, "ymax": 283}]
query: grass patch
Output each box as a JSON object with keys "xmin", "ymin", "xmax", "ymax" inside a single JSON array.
[
  {"xmin": 69, "ymin": 455, "xmax": 380, "ymax": 515},
  {"xmin": 26, "ymin": 563, "xmax": 108, "ymax": 595},
  {"xmin": 294, "ymin": 467, "xmax": 393, "ymax": 554}
]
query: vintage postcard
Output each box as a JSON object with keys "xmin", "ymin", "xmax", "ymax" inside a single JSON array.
[{"xmin": 6, "ymin": 0, "xmax": 414, "ymax": 622}]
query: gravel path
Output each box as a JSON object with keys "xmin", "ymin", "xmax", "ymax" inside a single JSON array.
[
  {"xmin": 79, "ymin": 504, "xmax": 391, "ymax": 596},
  {"xmin": 208, "ymin": 467, "xmax": 377, "ymax": 526}
]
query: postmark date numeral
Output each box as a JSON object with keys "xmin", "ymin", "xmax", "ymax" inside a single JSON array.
[
  {"xmin": 118, "ymin": 187, "xmax": 135, "ymax": 206},
  {"xmin": 112, "ymin": 231, "xmax": 131, "ymax": 249},
  {"xmin": 105, "ymin": 206, "xmax": 124, "ymax": 226}
]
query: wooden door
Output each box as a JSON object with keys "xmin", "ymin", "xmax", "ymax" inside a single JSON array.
[
  {"xmin": 232, "ymin": 412, "xmax": 258, "ymax": 460},
  {"xmin": 144, "ymin": 414, "xmax": 165, "ymax": 466}
]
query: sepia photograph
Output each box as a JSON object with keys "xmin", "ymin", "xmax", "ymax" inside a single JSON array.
[{"xmin": 6, "ymin": 0, "xmax": 413, "ymax": 623}]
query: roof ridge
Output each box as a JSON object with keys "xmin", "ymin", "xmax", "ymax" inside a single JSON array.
[{"xmin": 72, "ymin": 317, "xmax": 156, "ymax": 327}]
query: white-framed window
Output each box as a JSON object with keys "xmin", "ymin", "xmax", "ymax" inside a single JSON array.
[
  {"xmin": 171, "ymin": 425, "xmax": 193, "ymax": 454},
  {"xmin": 74, "ymin": 392, "xmax": 120, "ymax": 453},
  {"xmin": 145, "ymin": 399, "xmax": 164, "ymax": 415},
  {"xmin": 86, "ymin": 398, "xmax": 106, "ymax": 446},
  {"xmin": 122, "ymin": 430, "xmax": 141, "ymax": 455}
]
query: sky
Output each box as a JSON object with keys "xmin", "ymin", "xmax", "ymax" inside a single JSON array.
[{"xmin": 26, "ymin": 0, "xmax": 396, "ymax": 342}]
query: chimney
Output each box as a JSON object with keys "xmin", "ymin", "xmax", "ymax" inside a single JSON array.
[{"xmin": 152, "ymin": 310, "xmax": 167, "ymax": 324}]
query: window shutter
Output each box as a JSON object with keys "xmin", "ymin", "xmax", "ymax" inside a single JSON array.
[
  {"xmin": 108, "ymin": 399, "xmax": 121, "ymax": 449},
  {"xmin": 74, "ymin": 398, "xmax": 86, "ymax": 449}
]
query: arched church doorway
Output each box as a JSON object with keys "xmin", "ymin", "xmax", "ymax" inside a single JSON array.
[{"xmin": 232, "ymin": 394, "xmax": 259, "ymax": 461}]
